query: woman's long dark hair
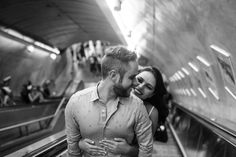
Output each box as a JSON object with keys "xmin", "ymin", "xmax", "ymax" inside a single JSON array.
[{"xmin": 139, "ymin": 66, "xmax": 169, "ymax": 124}]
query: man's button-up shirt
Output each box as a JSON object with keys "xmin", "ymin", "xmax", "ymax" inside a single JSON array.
[{"xmin": 65, "ymin": 86, "xmax": 153, "ymax": 157}]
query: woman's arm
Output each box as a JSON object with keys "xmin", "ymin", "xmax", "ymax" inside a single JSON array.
[
  {"xmin": 149, "ymin": 107, "xmax": 159, "ymax": 135},
  {"xmin": 99, "ymin": 138, "xmax": 139, "ymax": 157},
  {"xmin": 28, "ymin": 93, "xmax": 35, "ymax": 103}
]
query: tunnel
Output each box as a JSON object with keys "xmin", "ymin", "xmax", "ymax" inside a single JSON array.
[{"xmin": 0, "ymin": 0, "xmax": 236, "ymax": 156}]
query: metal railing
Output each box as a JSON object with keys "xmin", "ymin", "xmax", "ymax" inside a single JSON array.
[
  {"xmin": 173, "ymin": 102, "xmax": 236, "ymax": 148},
  {"xmin": 167, "ymin": 118, "xmax": 188, "ymax": 157},
  {"xmin": 0, "ymin": 97, "xmax": 66, "ymax": 133},
  {"xmin": 23, "ymin": 135, "xmax": 67, "ymax": 157}
]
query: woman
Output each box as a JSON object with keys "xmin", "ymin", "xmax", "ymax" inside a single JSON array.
[
  {"xmin": 99, "ymin": 66, "xmax": 168, "ymax": 156},
  {"xmin": 28, "ymin": 86, "xmax": 45, "ymax": 103}
]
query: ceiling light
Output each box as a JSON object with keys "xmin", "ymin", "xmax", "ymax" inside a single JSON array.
[
  {"xmin": 26, "ymin": 45, "xmax": 35, "ymax": 53},
  {"xmin": 50, "ymin": 53, "xmax": 57, "ymax": 60}
]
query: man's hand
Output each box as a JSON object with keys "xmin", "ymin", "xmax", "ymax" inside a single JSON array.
[
  {"xmin": 99, "ymin": 138, "xmax": 131, "ymax": 155},
  {"xmin": 79, "ymin": 138, "xmax": 107, "ymax": 156}
]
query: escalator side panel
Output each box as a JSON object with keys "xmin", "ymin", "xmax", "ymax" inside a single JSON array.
[{"xmin": 171, "ymin": 107, "xmax": 236, "ymax": 157}]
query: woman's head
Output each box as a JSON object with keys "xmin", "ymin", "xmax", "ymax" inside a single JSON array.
[{"xmin": 133, "ymin": 66, "xmax": 167, "ymax": 101}]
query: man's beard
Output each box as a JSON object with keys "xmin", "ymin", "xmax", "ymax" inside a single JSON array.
[{"xmin": 113, "ymin": 83, "xmax": 131, "ymax": 97}]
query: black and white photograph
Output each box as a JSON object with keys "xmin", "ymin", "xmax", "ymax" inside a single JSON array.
[{"xmin": 1, "ymin": 1, "xmax": 236, "ymax": 156}]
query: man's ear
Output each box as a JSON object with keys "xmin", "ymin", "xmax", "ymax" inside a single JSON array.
[{"xmin": 109, "ymin": 70, "xmax": 120, "ymax": 83}]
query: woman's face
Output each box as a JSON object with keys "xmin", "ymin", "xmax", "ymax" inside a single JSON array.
[{"xmin": 132, "ymin": 71, "xmax": 156, "ymax": 100}]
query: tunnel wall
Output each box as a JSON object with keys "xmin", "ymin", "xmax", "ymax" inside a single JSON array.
[
  {"xmin": 0, "ymin": 33, "xmax": 72, "ymax": 96},
  {"xmin": 159, "ymin": 0, "xmax": 236, "ymax": 132},
  {"xmin": 119, "ymin": 0, "xmax": 236, "ymax": 134},
  {"xmin": 130, "ymin": 0, "xmax": 236, "ymax": 132}
]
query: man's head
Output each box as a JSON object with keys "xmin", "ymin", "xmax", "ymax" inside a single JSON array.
[
  {"xmin": 101, "ymin": 46, "xmax": 138, "ymax": 97},
  {"xmin": 3, "ymin": 76, "xmax": 11, "ymax": 85}
]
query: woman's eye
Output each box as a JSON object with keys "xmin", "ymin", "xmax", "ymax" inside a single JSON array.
[
  {"xmin": 147, "ymin": 86, "xmax": 153, "ymax": 90},
  {"xmin": 137, "ymin": 77, "xmax": 143, "ymax": 83}
]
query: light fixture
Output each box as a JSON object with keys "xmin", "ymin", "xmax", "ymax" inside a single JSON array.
[
  {"xmin": 181, "ymin": 67, "xmax": 190, "ymax": 75},
  {"xmin": 188, "ymin": 62, "xmax": 199, "ymax": 72},
  {"xmin": 113, "ymin": 0, "xmax": 122, "ymax": 11},
  {"xmin": 196, "ymin": 56, "xmax": 210, "ymax": 67},
  {"xmin": 198, "ymin": 87, "xmax": 207, "ymax": 98},
  {"xmin": 26, "ymin": 45, "xmax": 35, "ymax": 53},
  {"xmin": 190, "ymin": 88, "xmax": 197, "ymax": 96},
  {"xmin": 210, "ymin": 44, "xmax": 230, "ymax": 57},
  {"xmin": 0, "ymin": 26, "xmax": 60, "ymax": 55},
  {"xmin": 208, "ymin": 87, "xmax": 219, "ymax": 100},
  {"xmin": 50, "ymin": 53, "xmax": 57, "ymax": 60},
  {"xmin": 225, "ymin": 86, "xmax": 236, "ymax": 100},
  {"xmin": 178, "ymin": 71, "xmax": 185, "ymax": 78}
]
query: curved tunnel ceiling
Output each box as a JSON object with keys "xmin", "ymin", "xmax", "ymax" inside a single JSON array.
[
  {"xmin": 0, "ymin": 0, "xmax": 126, "ymax": 50},
  {"xmin": 1, "ymin": 0, "xmax": 236, "ymax": 78}
]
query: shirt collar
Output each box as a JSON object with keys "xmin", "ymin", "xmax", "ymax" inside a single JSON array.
[
  {"xmin": 90, "ymin": 82, "xmax": 100, "ymax": 102},
  {"xmin": 90, "ymin": 81, "xmax": 124, "ymax": 105}
]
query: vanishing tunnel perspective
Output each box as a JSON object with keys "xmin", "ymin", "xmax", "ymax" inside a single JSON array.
[{"xmin": 0, "ymin": 0, "xmax": 236, "ymax": 157}]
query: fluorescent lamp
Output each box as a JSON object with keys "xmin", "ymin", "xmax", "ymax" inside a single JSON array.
[
  {"xmin": 196, "ymin": 56, "xmax": 210, "ymax": 67},
  {"xmin": 181, "ymin": 67, "xmax": 190, "ymax": 75},
  {"xmin": 188, "ymin": 62, "xmax": 199, "ymax": 72}
]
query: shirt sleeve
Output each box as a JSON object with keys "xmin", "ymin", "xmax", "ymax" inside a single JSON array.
[
  {"xmin": 134, "ymin": 102, "xmax": 153, "ymax": 157},
  {"xmin": 65, "ymin": 94, "xmax": 83, "ymax": 157}
]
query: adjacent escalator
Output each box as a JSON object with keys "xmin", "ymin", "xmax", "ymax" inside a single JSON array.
[{"xmin": 0, "ymin": 98, "xmax": 67, "ymax": 156}]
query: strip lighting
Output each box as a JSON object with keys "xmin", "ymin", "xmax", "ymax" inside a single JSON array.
[
  {"xmin": 185, "ymin": 89, "xmax": 191, "ymax": 96},
  {"xmin": 178, "ymin": 71, "xmax": 185, "ymax": 78},
  {"xmin": 210, "ymin": 44, "xmax": 230, "ymax": 57},
  {"xmin": 225, "ymin": 86, "xmax": 236, "ymax": 100},
  {"xmin": 188, "ymin": 62, "xmax": 199, "ymax": 72},
  {"xmin": 208, "ymin": 87, "xmax": 219, "ymax": 100},
  {"xmin": 190, "ymin": 88, "xmax": 197, "ymax": 96},
  {"xmin": 181, "ymin": 67, "xmax": 190, "ymax": 75},
  {"xmin": 198, "ymin": 87, "xmax": 207, "ymax": 98},
  {"xmin": 175, "ymin": 73, "xmax": 181, "ymax": 80},
  {"xmin": 0, "ymin": 26, "xmax": 60, "ymax": 54},
  {"xmin": 173, "ymin": 75, "xmax": 178, "ymax": 81},
  {"xmin": 196, "ymin": 56, "xmax": 210, "ymax": 67}
]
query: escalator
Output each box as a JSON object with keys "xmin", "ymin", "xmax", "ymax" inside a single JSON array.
[
  {"xmin": 170, "ymin": 103, "xmax": 236, "ymax": 157},
  {"xmin": 7, "ymin": 122, "xmax": 183, "ymax": 157},
  {"xmin": 0, "ymin": 98, "xmax": 67, "ymax": 156},
  {"xmin": 152, "ymin": 123, "xmax": 183, "ymax": 157},
  {"xmin": 0, "ymin": 77, "xmax": 87, "ymax": 156},
  {"xmin": 14, "ymin": 102, "xmax": 236, "ymax": 157}
]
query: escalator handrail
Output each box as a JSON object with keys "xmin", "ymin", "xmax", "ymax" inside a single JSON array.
[
  {"xmin": 0, "ymin": 115, "xmax": 54, "ymax": 132},
  {"xmin": 0, "ymin": 99, "xmax": 61, "ymax": 111},
  {"xmin": 23, "ymin": 135, "xmax": 67, "ymax": 157},
  {"xmin": 174, "ymin": 102, "xmax": 236, "ymax": 147},
  {"xmin": 0, "ymin": 97, "xmax": 66, "ymax": 132},
  {"xmin": 167, "ymin": 118, "xmax": 187, "ymax": 157},
  {"xmin": 60, "ymin": 79, "xmax": 73, "ymax": 97}
]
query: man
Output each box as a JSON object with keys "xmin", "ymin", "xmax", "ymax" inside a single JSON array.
[
  {"xmin": 1, "ymin": 76, "xmax": 15, "ymax": 106},
  {"xmin": 65, "ymin": 46, "xmax": 153, "ymax": 157}
]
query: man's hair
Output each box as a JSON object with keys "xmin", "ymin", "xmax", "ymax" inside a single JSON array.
[{"xmin": 101, "ymin": 46, "xmax": 137, "ymax": 79}]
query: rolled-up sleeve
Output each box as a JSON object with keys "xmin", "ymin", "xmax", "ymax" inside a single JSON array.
[
  {"xmin": 134, "ymin": 103, "xmax": 153, "ymax": 157},
  {"xmin": 65, "ymin": 95, "xmax": 82, "ymax": 157}
]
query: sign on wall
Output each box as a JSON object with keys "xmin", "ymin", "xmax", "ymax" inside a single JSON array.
[
  {"xmin": 196, "ymin": 56, "xmax": 219, "ymax": 100},
  {"xmin": 210, "ymin": 44, "xmax": 236, "ymax": 99}
]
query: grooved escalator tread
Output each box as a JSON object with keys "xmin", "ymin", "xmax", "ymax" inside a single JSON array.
[{"xmin": 152, "ymin": 128, "xmax": 182, "ymax": 157}]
